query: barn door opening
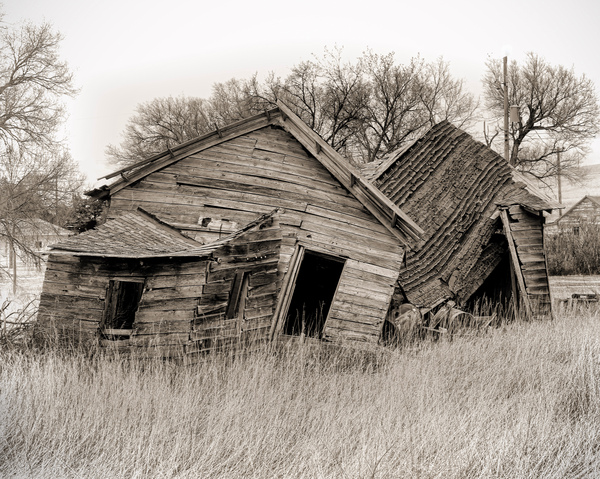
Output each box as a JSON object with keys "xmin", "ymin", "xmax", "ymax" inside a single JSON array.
[
  {"xmin": 101, "ymin": 279, "xmax": 144, "ymax": 339},
  {"xmin": 282, "ymin": 250, "xmax": 345, "ymax": 338}
]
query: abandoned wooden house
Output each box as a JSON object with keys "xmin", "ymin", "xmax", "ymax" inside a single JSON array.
[
  {"xmin": 37, "ymin": 102, "xmax": 559, "ymax": 353},
  {"xmin": 548, "ymin": 195, "xmax": 600, "ymax": 234}
]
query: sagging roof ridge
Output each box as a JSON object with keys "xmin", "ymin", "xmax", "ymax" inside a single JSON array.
[
  {"xmin": 88, "ymin": 101, "xmax": 424, "ymax": 248},
  {"xmin": 365, "ymin": 120, "xmax": 561, "ymax": 212}
]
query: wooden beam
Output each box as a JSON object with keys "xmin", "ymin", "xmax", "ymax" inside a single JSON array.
[
  {"xmin": 501, "ymin": 209, "xmax": 532, "ymax": 319},
  {"xmin": 269, "ymin": 244, "xmax": 304, "ymax": 341}
]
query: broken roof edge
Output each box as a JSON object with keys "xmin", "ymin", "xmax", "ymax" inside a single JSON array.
[
  {"xmin": 509, "ymin": 169, "xmax": 563, "ymax": 211},
  {"xmin": 49, "ymin": 208, "xmax": 282, "ymax": 259}
]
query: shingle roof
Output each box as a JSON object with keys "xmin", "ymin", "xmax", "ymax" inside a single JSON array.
[
  {"xmin": 49, "ymin": 208, "xmax": 280, "ymax": 259},
  {"xmin": 368, "ymin": 121, "xmax": 559, "ymax": 308},
  {"xmin": 49, "ymin": 208, "xmax": 204, "ymax": 258}
]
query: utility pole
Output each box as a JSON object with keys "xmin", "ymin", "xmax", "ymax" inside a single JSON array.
[
  {"xmin": 503, "ymin": 56, "xmax": 510, "ymax": 164},
  {"xmin": 557, "ymin": 150, "xmax": 563, "ymax": 216}
]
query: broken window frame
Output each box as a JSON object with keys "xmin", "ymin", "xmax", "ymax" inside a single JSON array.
[{"xmin": 101, "ymin": 278, "xmax": 145, "ymax": 339}]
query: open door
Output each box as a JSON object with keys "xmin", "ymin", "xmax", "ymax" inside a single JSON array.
[{"xmin": 271, "ymin": 247, "xmax": 345, "ymax": 340}]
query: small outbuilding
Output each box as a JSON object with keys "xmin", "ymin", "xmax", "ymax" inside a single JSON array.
[{"xmin": 548, "ymin": 195, "xmax": 600, "ymax": 235}]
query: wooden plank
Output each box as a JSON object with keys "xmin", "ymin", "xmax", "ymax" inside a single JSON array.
[
  {"xmin": 141, "ymin": 285, "xmax": 204, "ymax": 301},
  {"xmin": 107, "ymin": 113, "xmax": 276, "ymax": 196},
  {"xmin": 134, "ymin": 309, "xmax": 194, "ymax": 322},
  {"xmin": 501, "ymin": 209, "xmax": 532, "ymax": 318},
  {"xmin": 134, "ymin": 320, "xmax": 192, "ymax": 334},
  {"xmin": 137, "ymin": 297, "xmax": 197, "ymax": 310},
  {"xmin": 335, "ymin": 283, "xmax": 391, "ymax": 303},
  {"xmin": 269, "ymin": 245, "xmax": 304, "ymax": 340}
]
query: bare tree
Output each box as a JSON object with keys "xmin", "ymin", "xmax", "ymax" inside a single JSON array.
[
  {"xmin": 483, "ymin": 52, "xmax": 600, "ymax": 182},
  {"xmin": 109, "ymin": 49, "xmax": 477, "ymax": 167},
  {"xmin": 0, "ymin": 20, "xmax": 77, "ymax": 155},
  {"xmin": 0, "ymin": 12, "xmax": 81, "ymax": 290},
  {"xmin": 419, "ymin": 57, "xmax": 479, "ymax": 130},
  {"xmin": 0, "ymin": 148, "xmax": 83, "ymax": 291},
  {"xmin": 106, "ymin": 96, "xmax": 213, "ymax": 167}
]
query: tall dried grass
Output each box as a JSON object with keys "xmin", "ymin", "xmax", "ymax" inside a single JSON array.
[
  {"xmin": 2, "ymin": 307, "xmax": 600, "ymax": 478},
  {"xmin": 546, "ymin": 223, "xmax": 600, "ymax": 275}
]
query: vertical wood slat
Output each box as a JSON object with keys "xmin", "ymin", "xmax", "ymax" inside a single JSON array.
[
  {"xmin": 269, "ymin": 245, "xmax": 305, "ymax": 340},
  {"xmin": 501, "ymin": 209, "xmax": 533, "ymax": 318}
]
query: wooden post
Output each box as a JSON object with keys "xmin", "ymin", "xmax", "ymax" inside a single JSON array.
[
  {"xmin": 269, "ymin": 245, "xmax": 305, "ymax": 341},
  {"xmin": 503, "ymin": 56, "xmax": 511, "ymax": 164},
  {"xmin": 557, "ymin": 150, "xmax": 563, "ymax": 216},
  {"xmin": 500, "ymin": 209, "xmax": 532, "ymax": 318}
]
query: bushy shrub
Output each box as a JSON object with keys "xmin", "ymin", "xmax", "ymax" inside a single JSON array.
[{"xmin": 546, "ymin": 223, "xmax": 600, "ymax": 275}]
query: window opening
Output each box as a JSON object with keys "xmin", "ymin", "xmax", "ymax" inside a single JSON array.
[
  {"xmin": 102, "ymin": 280, "xmax": 144, "ymax": 338},
  {"xmin": 283, "ymin": 250, "xmax": 345, "ymax": 338}
]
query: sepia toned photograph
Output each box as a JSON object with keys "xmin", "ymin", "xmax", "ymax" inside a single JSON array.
[{"xmin": 2, "ymin": 0, "xmax": 600, "ymax": 477}]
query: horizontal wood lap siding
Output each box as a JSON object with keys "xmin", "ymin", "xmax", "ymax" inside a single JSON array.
[
  {"xmin": 128, "ymin": 259, "xmax": 209, "ymax": 348},
  {"xmin": 507, "ymin": 206, "xmax": 552, "ymax": 318},
  {"xmin": 374, "ymin": 122, "xmax": 517, "ymax": 308},
  {"xmin": 38, "ymin": 255, "xmax": 143, "ymax": 338},
  {"xmin": 191, "ymin": 219, "xmax": 283, "ymax": 352},
  {"xmin": 557, "ymin": 198, "xmax": 600, "ymax": 227},
  {"xmin": 38, "ymin": 254, "xmax": 212, "ymax": 349},
  {"xmin": 109, "ymin": 125, "xmax": 404, "ymax": 341}
]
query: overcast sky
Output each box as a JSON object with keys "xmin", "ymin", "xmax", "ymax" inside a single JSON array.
[{"xmin": 6, "ymin": 0, "xmax": 600, "ymax": 186}]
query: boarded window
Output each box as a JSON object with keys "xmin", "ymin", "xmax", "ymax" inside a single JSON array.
[
  {"xmin": 283, "ymin": 250, "xmax": 345, "ymax": 338},
  {"xmin": 102, "ymin": 280, "xmax": 144, "ymax": 334}
]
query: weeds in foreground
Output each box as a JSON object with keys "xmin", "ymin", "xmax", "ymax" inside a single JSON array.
[
  {"xmin": 546, "ymin": 223, "xmax": 600, "ymax": 275},
  {"xmin": 2, "ymin": 307, "xmax": 600, "ymax": 478}
]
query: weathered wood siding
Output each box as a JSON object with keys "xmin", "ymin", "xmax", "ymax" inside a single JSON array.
[
  {"xmin": 37, "ymin": 217, "xmax": 283, "ymax": 353},
  {"xmin": 37, "ymin": 255, "xmax": 209, "ymax": 350},
  {"xmin": 109, "ymin": 125, "xmax": 404, "ymax": 343},
  {"xmin": 190, "ymin": 216, "xmax": 282, "ymax": 352},
  {"xmin": 507, "ymin": 206, "xmax": 552, "ymax": 318},
  {"xmin": 556, "ymin": 197, "xmax": 600, "ymax": 229}
]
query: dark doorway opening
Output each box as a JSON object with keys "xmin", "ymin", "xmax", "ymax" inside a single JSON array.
[
  {"xmin": 466, "ymin": 252, "xmax": 513, "ymax": 316},
  {"xmin": 283, "ymin": 251, "xmax": 345, "ymax": 338},
  {"xmin": 102, "ymin": 280, "xmax": 144, "ymax": 336}
]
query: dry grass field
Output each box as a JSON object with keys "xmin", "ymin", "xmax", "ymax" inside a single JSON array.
[
  {"xmin": 549, "ymin": 275, "xmax": 600, "ymax": 301},
  {"xmin": 2, "ymin": 301, "xmax": 600, "ymax": 478}
]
